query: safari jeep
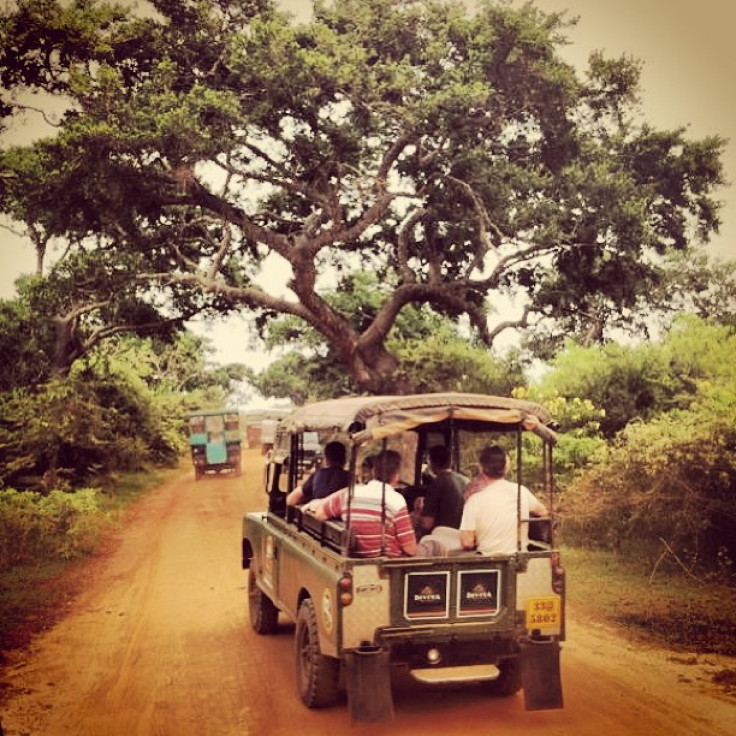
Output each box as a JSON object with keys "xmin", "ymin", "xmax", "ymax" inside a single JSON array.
[{"xmin": 241, "ymin": 393, "xmax": 565, "ymax": 723}]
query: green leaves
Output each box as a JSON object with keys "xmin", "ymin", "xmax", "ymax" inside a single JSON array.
[
  {"xmin": 0, "ymin": 487, "xmax": 103, "ymax": 570},
  {"xmin": 547, "ymin": 317, "xmax": 736, "ymax": 567}
]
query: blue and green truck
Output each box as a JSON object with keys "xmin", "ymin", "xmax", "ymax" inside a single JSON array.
[{"xmin": 188, "ymin": 409, "xmax": 242, "ymax": 480}]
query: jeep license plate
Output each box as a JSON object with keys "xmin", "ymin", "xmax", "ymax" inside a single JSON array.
[{"xmin": 525, "ymin": 596, "xmax": 561, "ymax": 629}]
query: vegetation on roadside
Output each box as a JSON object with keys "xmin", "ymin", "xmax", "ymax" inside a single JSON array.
[
  {"xmin": 525, "ymin": 317, "xmax": 736, "ymax": 572},
  {"xmin": 0, "ymin": 327, "xmax": 245, "ymax": 491},
  {"xmin": 565, "ymin": 546, "xmax": 736, "ymax": 657},
  {"xmin": 0, "ymin": 464, "xmax": 179, "ymax": 656}
]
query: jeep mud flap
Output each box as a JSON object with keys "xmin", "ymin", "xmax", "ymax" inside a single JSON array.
[
  {"xmin": 519, "ymin": 639, "xmax": 564, "ymax": 710},
  {"xmin": 344, "ymin": 646, "xmax": 394, "ymax": 723}
]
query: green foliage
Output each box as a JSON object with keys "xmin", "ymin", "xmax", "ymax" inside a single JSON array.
[
  {"xmin": 0, "ymin": 487, "xmax": 102, "ymax": 571},
  {"xmin": 562, "ymin": 391, "xmax": 736, "ymax": 563},
  {"xmin": 653, "ymin": 252, "xmax": 736, "ymax": 330},
  {"xmin": 394, "ymin": 331, "xmax": 525, "ymax": 395},
  {"xmin": 537, "ymin": 316, "xmax": 736, "ymax": 437},
  {"xmin": 514, "ymin": 385, "xmax": 607, "ymax": 489},
  {"xmin": 250, "ymin": 350, "xmax": 351, "ymax": 404},
  {"xmin": 540, "ymin": 341, "xmax": 676, "ymax": 438},
  {"xmin": 0, "ymin": 376, "xmax": 149, "ymax": 487},
  {"xmin": 0, "ymin": 294, "xmax": 55, "ymax": 390},
  {"xmin": 558, "ymin": 319, "xmax": 736, "ymax": 566},
  {"xmin": 0, "ymin": 329, "xmax": 243, "ymax": 489}
]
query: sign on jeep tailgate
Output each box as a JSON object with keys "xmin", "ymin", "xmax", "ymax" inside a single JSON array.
[
  {"xmin": 404, "ymin": 571, "xmax": 449, "ymax": 619},
  {"xmin": 458, "ymin": 569, "xmax": 501, "ymax": 617}
]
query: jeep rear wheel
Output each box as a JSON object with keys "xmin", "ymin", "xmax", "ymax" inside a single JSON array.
[
  {"xmin": 248, "ymin": 569, "xmax": 279, "ymax": 634},
  {"xmin": 295, "ymin": 598, "xmax": 340, "ymax": 708},
  {"xmin": 485, "ymin": 657, "xmax": 522, "ymax": 697}
]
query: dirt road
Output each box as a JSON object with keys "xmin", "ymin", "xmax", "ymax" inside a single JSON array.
[{"xmin": 1, "ymin": 448, "xmax": 735, "ymax": 735}]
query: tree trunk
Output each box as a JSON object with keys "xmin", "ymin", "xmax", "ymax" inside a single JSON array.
[
  {"xmin": 351, "ymin": 341, "xmax": 411, "ymax": 395},
  {"xmin": 51, "ymin": 315, "xmax": 80, "ymax": 379}
]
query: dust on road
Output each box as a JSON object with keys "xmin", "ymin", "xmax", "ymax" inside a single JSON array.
[{"xmin": 1, "ymin": 448, "xmax": 735, "ymax": 735}]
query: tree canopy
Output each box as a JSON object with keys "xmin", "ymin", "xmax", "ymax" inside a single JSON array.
[{"xmin": 0, "ymin": 0, "xmax": 727, "ymax": 392}]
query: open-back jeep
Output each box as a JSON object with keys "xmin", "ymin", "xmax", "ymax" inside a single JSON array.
[{"xmin": 241, "ymin": 393, "xmax": 564, "ymax": 722}]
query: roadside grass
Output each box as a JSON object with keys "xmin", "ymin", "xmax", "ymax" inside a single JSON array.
[
  {"xmin": 564, "ymin": 545, "xmax": 736, "ymax": 656},
  {"xmin": 0, "ymin": 464, "xmax": 182, "ymax": 661}
]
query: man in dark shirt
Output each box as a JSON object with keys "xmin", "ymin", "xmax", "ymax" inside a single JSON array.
[
  {"xmin": 417, "ymin": 444, "xmax": 468, "ymax": 537},
  {"xmin": 286, "ymin": 441, "xmax": 351, "ymax": 506}
]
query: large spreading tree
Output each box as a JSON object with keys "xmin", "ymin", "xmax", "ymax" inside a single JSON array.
[{"xmin": 0, "ymin": 0, "xmax": 726, "ymax": 393}]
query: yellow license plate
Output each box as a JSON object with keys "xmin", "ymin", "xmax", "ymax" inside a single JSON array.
[{"xmin": 526, "ymin": 596, "xmax": 562, "ymax": 629}]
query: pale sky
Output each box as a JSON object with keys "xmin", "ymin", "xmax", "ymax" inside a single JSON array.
[{"xmin": 1, "ymin": 0, "xmax": 734, "ymax": 373}]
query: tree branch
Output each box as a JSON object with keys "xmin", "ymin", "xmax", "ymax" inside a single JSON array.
[
  {"xmin": 137, "ymin": 269, "xmax": 309, "ymax": 321},
  {"xmin": 446, "ymin": 174, "xmax": 506, "ymax": 251},
  {"xmin": 179, "ymin": 178, "xmax": 293, "ymax": 257},
  {"xmin": 208, "ymin": 225, "xmax": 233, "ymax": 280},
  {"xmin": 481, "ymin": 239, "xmax": 559, "ymax": 289},
  {"xmin": 11, "ymin": 103, "xmax": 63, "ymax": 127},
  {"xmin": 486, "ymin": 305, "xmax": 532, "ymax": 343},
  {"xmin": 397, "ymin": 208, "xmax": 426, "ymax": 284}
]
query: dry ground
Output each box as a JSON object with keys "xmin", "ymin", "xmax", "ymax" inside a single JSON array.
[{"xmin": 0, "ymin": 449, "xmax": 735, "ymax": 735}]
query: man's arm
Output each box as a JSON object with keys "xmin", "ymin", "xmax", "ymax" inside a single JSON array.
[
  {"xmin": 527, "ymin": 488, "xmax": 549, "ymax": 517},
  {"xmin": 308, "ymin": 488, "xmax": 345, "ymax": 521},
  {"xmin": 459, "ymin": 499, "xmax": 476, "ymax": 550},
  {"xmin": 286, "ymin": 470, "xmax": 319, "ymax": 507},
  {"xmin": 286, "ymin": 486, "xmax": 304, "ymax": 507},
  {"xmin": 419, "ymin": 484, "xmax": 439, "ymax": 531},
  {"xmin": 394, "ymin": 507, "xmax": 417, "ymax": 556},
  {"xmin": 460, "ymin": 530, "xmax": 476, "ymax": 550}
]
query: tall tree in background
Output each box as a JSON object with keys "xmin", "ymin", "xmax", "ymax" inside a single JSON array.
[{"xmin": 0, "ymin": 0, "xmax": 726, "ymax": 392}]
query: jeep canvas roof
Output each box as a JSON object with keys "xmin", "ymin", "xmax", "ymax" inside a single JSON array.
[{"xmin": 277, "ymin": 392, "xmax": 557, "ymax": 444}]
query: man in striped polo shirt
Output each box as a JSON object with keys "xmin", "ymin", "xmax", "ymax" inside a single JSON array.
[{"xmin": 308, "ymin": 449, "xmax": 417, "ymax": 558}]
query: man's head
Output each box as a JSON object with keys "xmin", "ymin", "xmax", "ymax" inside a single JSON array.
[
  {"xmin": 324, "ymin": 441, "xmax": 346, "ymax": 468},
  {"xmin": 478, "ymin": 445, "xmax": 509, "ymax": 478},
  {"xmin": 360, "ymin": 454, "xmax": 375, "ymax": 482},
  {"xmin": 373, "ymin": 449, "xmax": 401, "ymax": 483},
  {"xmin": 428, "ymin": 444, "xmax": 451, "ymax": 472}
]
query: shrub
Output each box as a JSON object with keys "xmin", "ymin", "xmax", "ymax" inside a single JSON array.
[
  {"xmin": 0, "ymin": 488, "xmax": 104, "ymax": 572},
  {"xmin": 560, "ymin": 380, "xmax": 736, "ymax": 568}
]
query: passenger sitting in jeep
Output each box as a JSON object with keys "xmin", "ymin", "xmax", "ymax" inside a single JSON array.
[
  {"xmin": 460, "ymin": 446, "xmax": 548, "ymax": 555},
  {"xmin": 306, "ymin": 449, "xmax": 417, "ymax": 558},
  {"xmin": 286, "ymin": 441, "xmax": 351, "ymax": 507}
]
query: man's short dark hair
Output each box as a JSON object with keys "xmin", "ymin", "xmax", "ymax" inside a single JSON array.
[
  {"xmin": 479, "ymin": 445, "xmax": 507, "ymax": 477},
  {"xmin": 428, "ymin": 444, "xmax": 451, "ymax": 470},
  {"xmin": 373, "ymin": 449, "xmax": 401, "ymax": 483},
  {"xmin": 324, "ymin": 441, "xmax": 346, "ymax": 467}
]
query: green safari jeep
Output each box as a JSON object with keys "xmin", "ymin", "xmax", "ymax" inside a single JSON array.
[{"xmin": 241, "ymin": 393, "xmax": 564, "ymax": 723}]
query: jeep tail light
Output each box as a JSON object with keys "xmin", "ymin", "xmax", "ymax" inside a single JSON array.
[
  {"xmin": 338, "ymin": 575, "xmax": 353, "ymax": 606},
  {"xmin": 550, "ymin": 551, "xmax": 565, "ymax": 595}
]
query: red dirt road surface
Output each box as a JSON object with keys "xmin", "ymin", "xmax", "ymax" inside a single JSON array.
[{"xmin": 1, "ymin": 448, "xmax": 735, "ymax": 735}]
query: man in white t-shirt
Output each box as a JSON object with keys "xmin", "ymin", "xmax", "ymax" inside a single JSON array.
[{"xmin": 460, "ymin": 445, "xmax": 547, "ymax": 555}]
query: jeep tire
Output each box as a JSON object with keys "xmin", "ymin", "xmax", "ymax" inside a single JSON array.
[
  {"xmin": 295, "ymin": 598, "xmax": 340, "ymax": 708},
  {"xmin": 248, "ymin": 569, "xmax": 279, "ymax": 635},
  {"xmin": 485, "ymin": 656, "xmax": 523, "ymax": 697}
]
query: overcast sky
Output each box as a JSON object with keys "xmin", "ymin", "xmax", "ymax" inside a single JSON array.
[{"xmin": 1, "ymin": 0, "xmax": 734, "ymax": 373}]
